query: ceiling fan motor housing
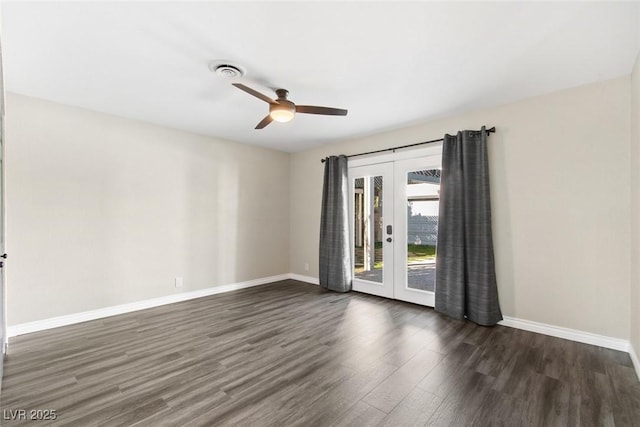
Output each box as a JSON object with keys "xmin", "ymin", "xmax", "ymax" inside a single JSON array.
[
  {"xmin": 275, "ymin": 89, "xmax": 289, "ymax": 100},
  {"xmin": 270, "ymin": 99, "xmax": 295, "ymax": 122}
]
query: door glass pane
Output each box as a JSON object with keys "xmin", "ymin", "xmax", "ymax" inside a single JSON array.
[
  {"xmin": 354, "ymin": 176, "xmax": 383, "ymax": 283},
  {"xmin": 406, "ymin": 169, "xmax": 439, "ymax": 292}
]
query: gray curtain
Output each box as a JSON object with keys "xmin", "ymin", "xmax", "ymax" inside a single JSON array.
[
  {"xmin": 319, "ymin": 155, "xmax": 352, "ymax": 292},
  {"xmin": 435, "ymin": 127, "xmax": 502, "ymax": 326}
]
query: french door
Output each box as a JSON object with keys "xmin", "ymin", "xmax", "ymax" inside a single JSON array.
[{"xmin": 349, "ymin": 147, "xmax": 442, "ymax": 306}]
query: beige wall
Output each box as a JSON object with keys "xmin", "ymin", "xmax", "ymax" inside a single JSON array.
[
  {"xmin": 6, "ymin": 93, "xmax": 290, "ymax": 325},
  {"xmin": 5, "ymin": 76, "xmax": 634, "ymax": 341},
  {"xmin": 631, "ymin": 53, "xmax": 640, "ymax": 356},
  {"xmin": 291, "ymin": 77, "xmax": 631, "ymax": 339}
]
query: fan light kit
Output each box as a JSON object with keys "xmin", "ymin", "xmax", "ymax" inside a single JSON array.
[
  {"xmin": 232, "ymin": 83, "xmax": 348, "ymax": 129},
  {"xmin": 269, "ymin": 90, "xmax": 296, "ymax": 123}
]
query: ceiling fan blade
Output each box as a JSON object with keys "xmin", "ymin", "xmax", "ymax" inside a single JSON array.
[
  {"xmin": 255, "ymin": 115, "xmax": 273, "ymax": 129},
  {"xmin": 232, "ymin": 83, "xmax": 277, "ymax": 105},
  {"xmin": 295, "ymin": 105, "xmax": 348, "ymax": 116}
]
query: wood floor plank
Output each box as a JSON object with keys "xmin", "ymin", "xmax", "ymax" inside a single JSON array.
[
  {"xmin": 0, "ymin": 280, "xmax": 638, "ymax": 426},
  {"xmin": 377, "ymin": 387, "xmax": 443, "ymax": 427},
  {"xmin": 278, "ymin": 362, "xmax": 398, "ymax": 426},
  {"xmin": 425, "ymin": 371, "xmax": 496, "ymax": 426},
  {"xmin": 362, "ymin": 347, "xmax": 442, "ymax": 413},
  {"xmin": 330, "ymin": 401, "xmax": 386, "ymax": 427}
]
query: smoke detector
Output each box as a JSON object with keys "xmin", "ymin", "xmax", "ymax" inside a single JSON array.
[{"xmin": 209, "ymin": 61, "xmax": 246, "ymax": 78}]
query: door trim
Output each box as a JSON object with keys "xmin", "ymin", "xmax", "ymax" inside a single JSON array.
[
  {"xmin": 349, "ymin": 162, "xmax": 394, "ymax": 299},
  {"xmin": 348, "ymin": 145, "xmax": 443, "ymax": 307},
  {"xmin": 348, "ymin": 143, "xmax": 443, "ymax": 168},
  {"xmin": 392, "ymin": 156, "xmax": 441, "ymax": 307}
]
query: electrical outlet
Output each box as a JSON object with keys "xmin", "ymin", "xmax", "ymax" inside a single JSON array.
[
  {"xmin": 175, "ymin": 277, "xmax": 183, "ymax": 288},
  {"xmin": 304, "ymin": 262, "xmax": 309, "ymax": 272}
]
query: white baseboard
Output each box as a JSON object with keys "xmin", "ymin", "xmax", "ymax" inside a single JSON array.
[
  {"xmin": 7, "ymin": 274, "xmax": 290, "ymax": 337},
  {"xmin": 499, "ymin": 316, "xmax": 629, "ymax": 352},
  {"xmin": 288, "ymin": 273, "xmax": 319, "ymax": 285},
  {"xmin": 630, "ymin": 343, "xmax": 640, "ymax": 382}
]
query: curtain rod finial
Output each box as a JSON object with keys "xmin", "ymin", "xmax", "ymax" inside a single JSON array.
[{"xmin": 486, "ymin": 126, "xmax": 496, "ymax": 134}]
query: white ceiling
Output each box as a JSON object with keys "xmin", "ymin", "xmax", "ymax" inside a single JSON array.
[{"xmin": 2, "ymin": 2, "xmax": 639, "ymax": 152}]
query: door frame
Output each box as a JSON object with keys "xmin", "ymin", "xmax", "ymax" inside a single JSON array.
[
  {"xmin": 348, "ymin": 162, "xmax": 394, "ymax": 298},
  {"xmin": 348, "ymin": 143, "xmax": 442, "ymax": 168},
  {"xmin": 393, "ymin": 155, "xmax": 442, "ymax": 307},
  {"xmin": 348, "ymin": 143, "xmax": 443, "ymax": 306}
]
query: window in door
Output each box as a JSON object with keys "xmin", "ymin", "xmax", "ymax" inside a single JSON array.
[
  {"xmin": 405, "ymin": 169, "xmax": 440, "ymax": 293},
  {"xmin": 353, "ymin": 176, "xmax": 384, "ymax": 283}
]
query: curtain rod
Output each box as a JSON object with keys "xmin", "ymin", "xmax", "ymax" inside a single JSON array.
[{"xmin": 320, "ymin": 126, "xmax": 495, "ymax": 163}]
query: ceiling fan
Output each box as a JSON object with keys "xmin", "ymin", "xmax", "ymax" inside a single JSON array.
[{"xmin": 232, "ymin": 83, "xmax": 348, "ymax": 129}]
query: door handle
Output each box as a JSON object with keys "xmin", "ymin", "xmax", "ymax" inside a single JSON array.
[
  {"xmin": 386, "ymin": 225, "xmax": 392, "ymax": 235},
  {"xmin": 386, "ymin": 237, "xmax": 392, "ymax": 243}
]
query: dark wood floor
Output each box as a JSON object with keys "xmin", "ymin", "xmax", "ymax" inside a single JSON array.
[{"xmin": 1, "ymin": 280, "xmax": 639, "ymax": 426}]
